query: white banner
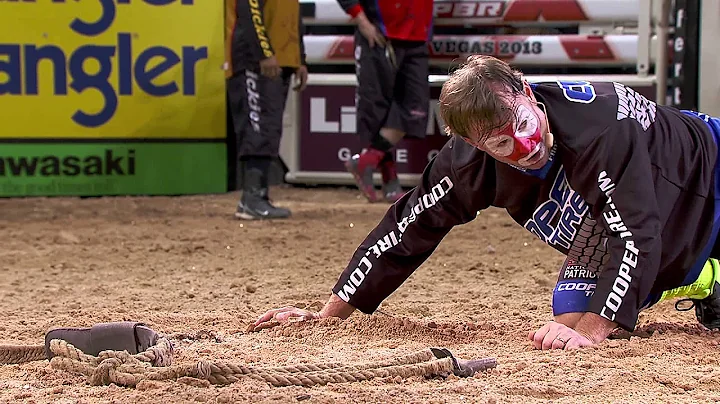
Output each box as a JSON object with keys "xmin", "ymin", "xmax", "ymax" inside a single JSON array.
[
  {"xmin": 300, "ymin": 0, "xmax": 640, "ymax": 26},
  {"xmin": 304, "ymin": 34, "xmax": 645, "ymax": 67}
]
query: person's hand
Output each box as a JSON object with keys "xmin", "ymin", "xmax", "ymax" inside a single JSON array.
[
  {"xmin": 260, "ymin": 55, "xmax": 280, "ymax": 79},
  {"xmin": 356, "ymin": 15, "xmax": 385, "ymax": 48},
  {"xmin": 250, "ymin": 293, "xmax": 356, "ymax": 332},
  {"xmin": 528, "ymin": 321, "xmax": 596, "ymax": 350},
  {"xmin": 249, "ymin": 306, "xmax": 318, "ymax": 332},
  {"xmin": 293, "ymin": 65, "xmax": 308, "ymax": 91}
]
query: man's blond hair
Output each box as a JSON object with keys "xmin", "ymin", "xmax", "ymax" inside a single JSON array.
[{"xmin": 439, "ymin": 55, "xmax": 525, "ymax": 143}]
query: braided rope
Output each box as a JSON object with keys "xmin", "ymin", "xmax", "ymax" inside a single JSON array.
[
  {"xmin": 257, "ymin": 349, "xmax": 436, "ymax": 374},
  {"xmin": 0, "ymin": 344, "xmax": 46, "ymax": 365},
  {"xmin": 51, "ymin": 351, "xmax": 457, "ymax": 387},
  {"xmin": 4, "ymin": 337, "xmax": 496, "ymax": 388},
  {"xmin": 46, "ymin": 339, "xmax": 494, "ymax": 388},
  {"xmin": 0, "ymin": 337, "xmax": 174, "ymax": 366},
  {"xmin": 47, "ymin": 338, "xmax": 173, "ymax": 367}
]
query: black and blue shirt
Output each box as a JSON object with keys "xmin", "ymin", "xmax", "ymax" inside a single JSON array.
[{"xmin": 332, "ymin": 80, "xmax": 720, "ymax": 331}]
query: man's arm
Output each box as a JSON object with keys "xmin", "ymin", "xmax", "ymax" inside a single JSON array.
[
  {"xmin": 298, "ymin": 7, "xmax": 306, "ymax": 66},
  {"xmin": 236, "ymin": 0, "xmax": 274, "ymax": 61},
  {"xmin": 569, "ymin": 121, "xmax": 667, "ymax": 336},
  {"xmin": 330, "ymin": 144, "xmax": 491, "ymax": 315},
  {"xmin": 252, "ymin": 139, "xmax": 496, "ymax": 329},
  {"xmin": 573, "ymin": 312, "xmax": 618, "ymax": 343},
  {"xmin": 532, "ymin": 120, "xmax": 666, "ymax": 349},
  {"xmin": 252, "ymin": 292, "xmax": 355, "ymax": 328}
]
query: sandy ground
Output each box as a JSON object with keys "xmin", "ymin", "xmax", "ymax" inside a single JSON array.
[{"xmin": 1, "ymin": 186, "xmax": 720, "ymax": 404}]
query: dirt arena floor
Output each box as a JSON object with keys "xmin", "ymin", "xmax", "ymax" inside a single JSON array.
[{"xmin": 2, "ymin": 185, "xmax": 720, "ymax": 403}]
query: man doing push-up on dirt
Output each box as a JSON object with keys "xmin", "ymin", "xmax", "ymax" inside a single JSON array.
[{"xmin": 254, "ymin": 55, "xmax": 720, "ymax": 351}]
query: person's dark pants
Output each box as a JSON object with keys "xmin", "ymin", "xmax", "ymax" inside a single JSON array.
[
  {"xmin": 347, "ymin": 33, "xmax": 430, "ymax": 202},
  {"xmin": 227, "ymin": 67, "xmax": 293, "ymax": 215},
  {"xmin": 227, "ymin": 67, "xmax": 293, "ymax": 160},
  {"xmin": 354, "ymin": 31, "xmax": 430, "ymax": 145}
]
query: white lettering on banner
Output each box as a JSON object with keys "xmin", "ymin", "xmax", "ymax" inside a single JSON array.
[
  {"xmin": 337, "ymin": 176, "xmax": 454, "ymax": 302},
  {"xmin": 308, "ymin": 97, "xmax": 445, "ymax": 136},
  {"xmin": 337, "ymin": 147, "xmax": 414, "ymax": 163},
  {"xmin": 596, "ymin": 171, "xmax": 640, "ymax": 323},
  {"xmin": 613, "ymin": 82, "xmax": 657, "ymax": 131},
  {"xmin": 433, "ymin": 1, "xmax": 504, "ymax": 18},
  {"xmin": 337, "ymin": 148, "xmax": 351, "ymax": 161},
  {"xmin": 396, "ymin": 149, "xmax": 408, "ymax": 164},
  {"xmin": 524, "ymin": 168, "xmax": 589, "ymax": 250},
  {"xmin": 309, "ymin": 98, "xmax": 356, "ymax": 133},
  {"xmin": 430, "ymin": 39, "xmax": 542, "ymax": 56},
  {"xmin": 339, "ymin": 106, "xmax": 355, "ymax": 132},
  {"xmin": 337, "ymin": 147, "xmax": 440, "ymax": 164}
]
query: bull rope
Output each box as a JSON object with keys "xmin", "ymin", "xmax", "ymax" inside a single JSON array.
[{"xmin": 0, "ymin": 338, "xmax": 497, "ymax": 387}]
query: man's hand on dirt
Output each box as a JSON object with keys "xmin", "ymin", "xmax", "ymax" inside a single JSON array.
[
  {"xmin": 249, "ymin": 306, "xmax": 318, "ymax": 332},
  {"xmin": 260, "ymin": 56, "xmax": 280, "ymax": 79},
  {"xmin": 528, "ymin": 321, "xmax": 595, "ymax": 350}
]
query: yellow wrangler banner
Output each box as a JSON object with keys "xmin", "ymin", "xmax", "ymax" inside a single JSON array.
[{"xmin": 0, "ymin": 0, "xmax": 226, "ymax": 139}]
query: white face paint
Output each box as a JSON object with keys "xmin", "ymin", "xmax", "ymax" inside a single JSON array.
[
  {"xmin": 514, "ymin": 104, "xmax": 539, "ymax": 139},
  {"xmin": 482, "ymin": 104, "xmax": 540, "ymax": 158}
]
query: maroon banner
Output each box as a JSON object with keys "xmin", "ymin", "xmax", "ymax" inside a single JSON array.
[
  {"xmin": 297, "ymin": 82, "xmax": 657, "ymax": 175},
  {"xmin": 298, "ymin": 85, "xmax": 449, "ymax": 175}
]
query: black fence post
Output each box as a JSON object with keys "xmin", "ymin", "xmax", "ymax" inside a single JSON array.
[{"xmin": 668, "ymin": 0, "xmax": 700, "ymax": 110}]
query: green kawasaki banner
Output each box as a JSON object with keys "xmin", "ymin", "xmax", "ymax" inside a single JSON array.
[{"xmin": 0, "ymin": 143, "xmax": 227, "ymax": 197}]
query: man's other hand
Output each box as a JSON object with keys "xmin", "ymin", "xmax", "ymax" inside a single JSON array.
[
  {"xmin": 529, "ymin": 321, "xmax": 595, "ymax": 350},
  {"xmin": 250, "ymin": 293, "xmax": 357, "ymax": 332},
  {"xmin": 251, "ymin": 306, "xmax": 318, "ymax": 331}
]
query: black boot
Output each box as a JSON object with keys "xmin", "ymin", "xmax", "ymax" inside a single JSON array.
[
  {"xmin": 674, "ymin": 259, "xmax": 720, "ymax": 330},
  {"xmin": 677, "ymin": 282, "xmax": 720, "ymax": 330},
  {"xmin": 235, "ymin": 167, "xmax": 291, "ymax": 220}
]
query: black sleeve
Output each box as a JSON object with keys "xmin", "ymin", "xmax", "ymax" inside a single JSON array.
[
  {"xmin": 336, "ymin": 0, "xmax": 360, "ymax": 13},
  {"xmin": 331, "ymin": 141, "xmax": 491, "ymax": 313},
  {"xmin": 236, "ymin": 0, "xmax": 275, "ymax": 60},
  {"xmin": 298, "ymin": 9, "xmax": 306, "ymax": 65},
  {"xmin": 567, "ymin": 121, "xmax": 665, "ymax": 331}
]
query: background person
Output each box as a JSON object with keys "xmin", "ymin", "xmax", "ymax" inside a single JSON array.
[
  {"xmin": 338, "ymin": 0, "xmax": 435, "ymax": 203},
  {"xmin": 225, "ymin": 0, "xmax": 308, "ymax": 220}
]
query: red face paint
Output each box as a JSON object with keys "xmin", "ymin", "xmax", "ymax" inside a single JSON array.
[{"xmin": 483, "ymin": 104, "xmax": 545, "ymax": 166}]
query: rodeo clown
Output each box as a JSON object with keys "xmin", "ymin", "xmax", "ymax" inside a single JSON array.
[{"xmin": 253, "ymin": 55, "xmax": 720, "ymax": 351}]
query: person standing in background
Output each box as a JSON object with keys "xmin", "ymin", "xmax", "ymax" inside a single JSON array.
[
  {"xmin": 225, "ymin": 0, "xmax": 308, "ymax": 220},
  {"xmin": 339, "ymin": 0, "xmax": 434, "ymax": 203}
]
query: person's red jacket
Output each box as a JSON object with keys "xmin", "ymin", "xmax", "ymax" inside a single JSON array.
[{"xmin": 337, "ymin": 0, "xmax": 434, "ymax": 42}]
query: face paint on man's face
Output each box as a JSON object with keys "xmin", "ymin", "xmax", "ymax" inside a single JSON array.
[{"xmin": 482, "ymin": 103, "xmax": 546, "ymax": 167}]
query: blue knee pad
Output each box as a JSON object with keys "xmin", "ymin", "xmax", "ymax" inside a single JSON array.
[
  {"xmin": 552, "ymin": 279, "xmax": 597, "ymax": 316},
  {"xmin": 553, "ymin": 258, "xmax": 599, "ymax": 316}
]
